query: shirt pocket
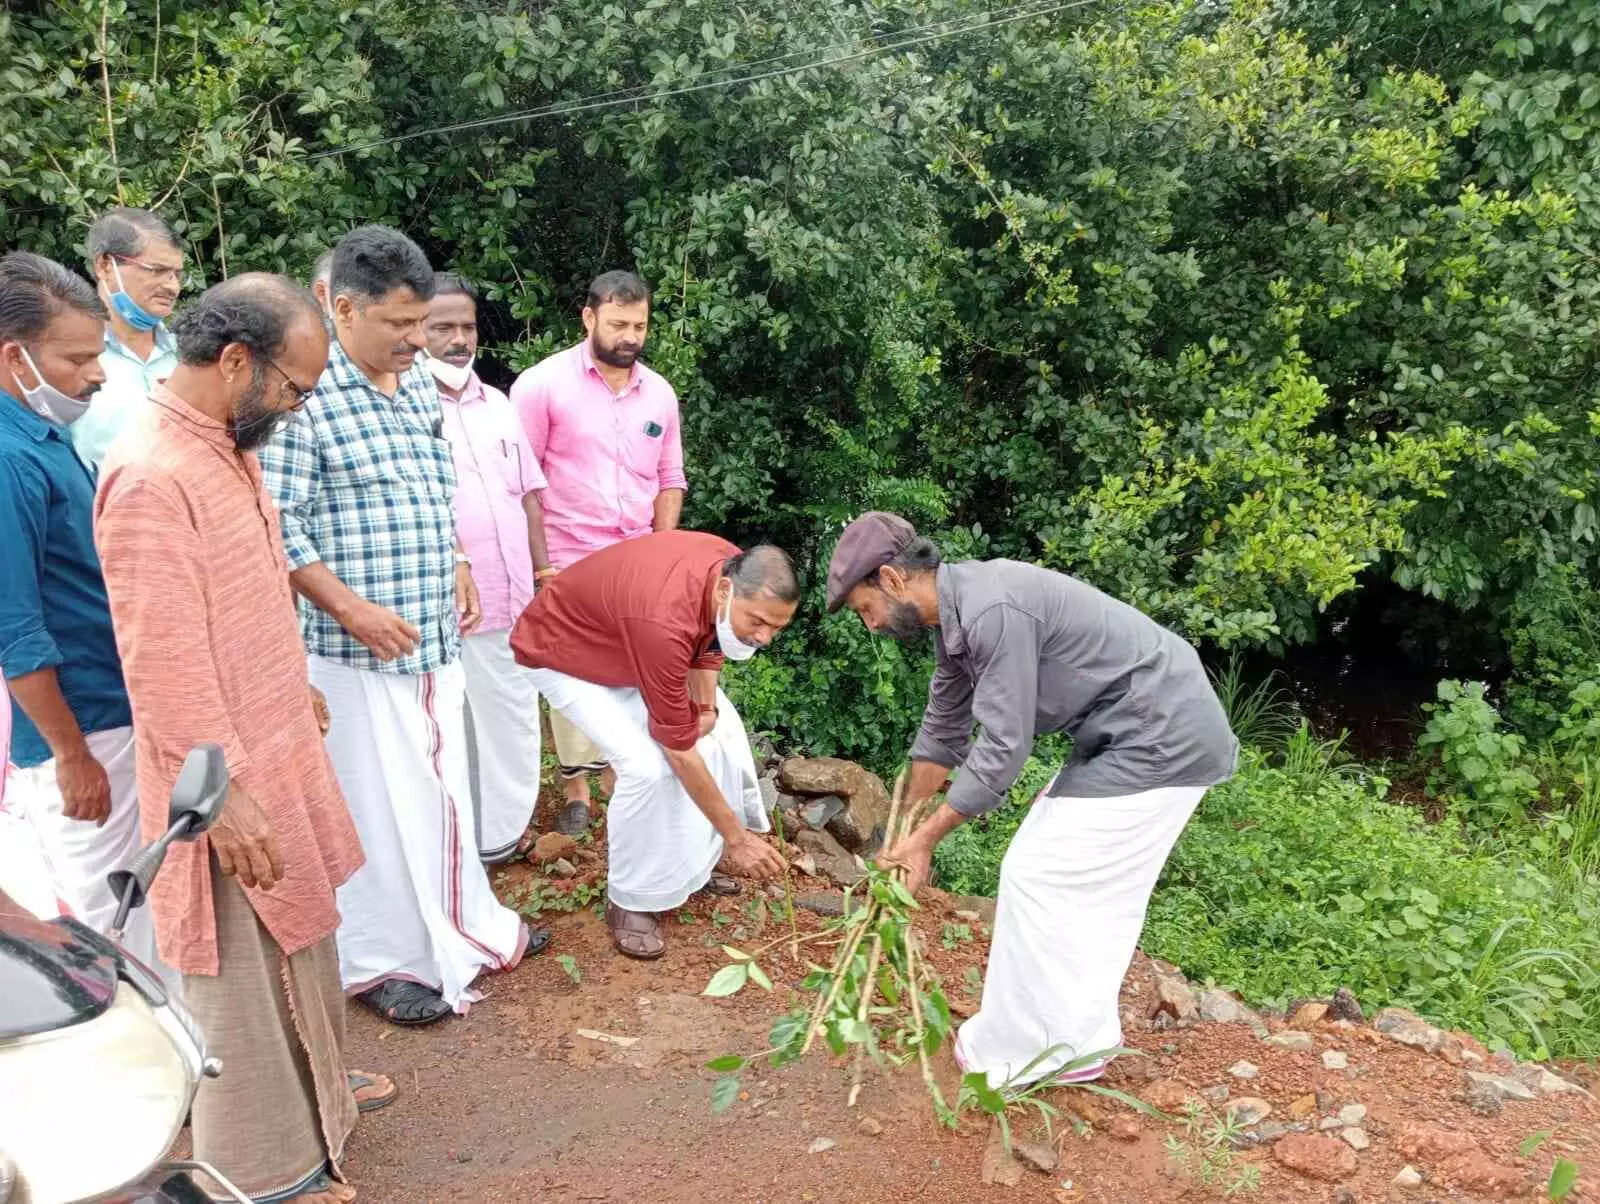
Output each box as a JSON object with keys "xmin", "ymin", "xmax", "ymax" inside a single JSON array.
[
  {"xmin": 323, "ymin": 431, "xmax": 414, "ymax": 492},
  {"xmin": 619, "ymin": 419, "xmax": 665, "ymax": 482}
]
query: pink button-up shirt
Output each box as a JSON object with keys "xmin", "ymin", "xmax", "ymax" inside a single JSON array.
[
  {"xmin": 441, "ymin": 373, "xmax": 547, "ymax": 633},
  {"xmin": 510, "ymin": 341, "xmax": 686, "ymax": 569}
]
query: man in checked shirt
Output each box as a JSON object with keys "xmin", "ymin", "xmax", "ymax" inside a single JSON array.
[{"xmin": 261, "ymin": 226, "xmax": 546, "ymax": 1028}]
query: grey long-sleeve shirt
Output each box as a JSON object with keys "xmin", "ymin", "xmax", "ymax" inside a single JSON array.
[{"xmin": 910, "ymin": 560, "xmax": 1239, "ymax": 817}]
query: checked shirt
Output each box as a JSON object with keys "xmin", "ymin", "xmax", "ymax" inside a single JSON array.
[{"xmin": 259, "ymin": 340, "xmax": 460, "ymax": 675}]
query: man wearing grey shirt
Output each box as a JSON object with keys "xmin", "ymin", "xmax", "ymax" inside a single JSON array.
[{"xmin": 827, "ymin": 512, "xmax": 1238, "ymax": 1089}]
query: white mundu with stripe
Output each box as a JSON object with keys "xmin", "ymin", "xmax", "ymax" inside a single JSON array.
[
  {"xmin": 308, "ymin": 655, "xmax": 526, "ymax": 1010},
  {"xmin": 459, "ymin": 630, "xmax": 541, "ymax": 860},
  {"xmin": 526, "ymin": 669, "xmax": 768, "ymax": 911}
]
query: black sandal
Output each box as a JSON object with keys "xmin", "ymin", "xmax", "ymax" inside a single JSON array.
[
  {"xmin": 523, "ymin": 921, "xmax": 551, "ymax": 957},
  {"xmin": 698, "ymin": 872, "xmax": 741, "ymax": 897},
  {"xmin": 356, "ymin": 980, "xmax": 451, "ymax": 1027}
]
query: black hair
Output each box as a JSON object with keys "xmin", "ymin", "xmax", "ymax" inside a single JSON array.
[
  {"xmin": 586, "ymin": 269, "xmax": 651, "ymax": 311},
  {"xmin": 329, "ymin": 224, "xmax": 435, "ymax": 305},
  {"xmin": 433, "ymin": 273, "xmax": 479, "ymax": 303},
  {"xmin": 85, "ymin": 207, "xmax": 182, "ymax": 272},
  {"xmin": 726, "ymin": 544, "xmax": 799, "ymax": 603},
  {"xmin": 0, "ymin": 251, "xmax": 107, "ymax": 343},
  {"xmin": 171, "ymin": 272, "xmax": 322, "ymax": 366},
  {"xmin": 868, "ymin": 537, "xmax": 943, "ymax": 587}
]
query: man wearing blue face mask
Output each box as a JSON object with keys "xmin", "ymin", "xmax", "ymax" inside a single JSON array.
[
  {"xmin": 511, "ymin": 532, "xmax": 796, "ymax": 959},
  {"xmin": 70, "ymin": 207, "xmax": 184, "ymax": 466},
  {"xmin": 0, "ymin": 251, "xmax": 175, "ymax": 993}
]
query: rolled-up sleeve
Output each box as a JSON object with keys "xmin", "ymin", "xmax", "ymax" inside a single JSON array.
[
  {"xmin": 95, "ymin": 476, "xmax": 251, "ymax": 788},
  {"xmin": 257, "ymin": 409, "xmax": 323, "ymax": 570},
  {"xmin": 620, "ymin": 616, "xmax": 699, "ymax": 750},
  {"xmin": 656, "ymin": 393, "xmax": 687, "ymax": 492},
  {"xmin": 910, "ymin": 643, "xmax": 975, "ymax": 768},
  {"xmin": 0, "ymin": 459, "xmax": 61, "ymax": 680},
  {"xmin": 941, "ymin": 605, "xmax": 1041, "ymax": 818}
]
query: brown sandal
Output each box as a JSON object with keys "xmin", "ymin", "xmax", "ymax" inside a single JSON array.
[{"xmin": 606, "ymin": 902, "xmax": 666, "ymax": 960}]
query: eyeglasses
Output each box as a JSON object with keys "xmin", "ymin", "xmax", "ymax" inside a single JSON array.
[
  {"xmin": 112, "ymin": 254, "xmax": 184, "ymax": 284},
  {"xmin": 260, "ymin": 357, "xmax": 314, "ymax": 409}
]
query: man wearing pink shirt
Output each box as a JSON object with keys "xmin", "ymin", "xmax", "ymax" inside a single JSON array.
[
  {"xmin": 511, "ymin": 270, "xmax": 685, "ymax": 835},
  {"xmin": 426, "ymin": 274, "xmax": 555, "ymax": 863}
]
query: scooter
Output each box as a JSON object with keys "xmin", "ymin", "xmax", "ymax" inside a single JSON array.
[{"xmin": 0, "ymin": 744, "xmax": 253, "ymax": 1203}]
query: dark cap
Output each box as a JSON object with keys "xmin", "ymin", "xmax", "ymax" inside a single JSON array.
[{"xmin": 826, "ymin": 511, "xmax": 917, "ymax": 613}]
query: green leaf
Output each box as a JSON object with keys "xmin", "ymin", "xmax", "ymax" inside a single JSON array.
[
  {"xmin": 721, "ymin": 945, "xmax": 751, "ymax": 961},
  {"xmin": 703, "ymin": 963, "xmax": 750, "ymax": 997},
  {"xmin": 710, "ymin": 1075, "xmax": 741, "ymax": 1114},
  {"xmin": 1549, "ymin": 1158, "xmax": 1579, "ymax": 1201},
  {"xmin": 748, "ymin": 962, "xmax": 774, "ymax": 991},
  {"xmin": 961, "ymin": 1070, "xmax": 1006, "ymax": 1115},
  {"xmin": 705, "ymin": 1054, "xmax": 746, "ymax": 1072},
  {"xmin": 1519, "ymin": 1130, "xmax": 1552, "ymax": 1157}
]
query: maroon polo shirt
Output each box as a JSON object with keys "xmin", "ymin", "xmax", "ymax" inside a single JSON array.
[{"xmin": 510, "ymin": 530, "xmax": 735, "ymax": 750}]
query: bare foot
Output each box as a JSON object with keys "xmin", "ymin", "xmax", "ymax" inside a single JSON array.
[{"xmin": 600, "ymin": 766, "xmax": 617, "ymax": 796}]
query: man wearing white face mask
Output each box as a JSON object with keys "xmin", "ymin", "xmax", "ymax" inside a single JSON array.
[
  {"xmin": 424, "ymin": 274, "xmax": 555, "ymax": 863},
  {"xmin": 510, "ymin": 532, "xmax": 796, "ymax": 959},
  {"xmin": 0, "ymin": 251, "xmax": 174, "ymax": 991}
]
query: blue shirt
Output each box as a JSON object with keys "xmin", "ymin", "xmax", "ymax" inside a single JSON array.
[
  {"xmin": 0, "ymin": 394, "xmax": 131, "ymax": 767},
  {"xmin": 258, "ymin": 341, "xmax": 461, "ymax": 675}
]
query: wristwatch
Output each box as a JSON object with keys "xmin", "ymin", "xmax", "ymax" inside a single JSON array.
[{"xmin": 454, "ymin": 552, "xmax": 471, "ymax": 567}]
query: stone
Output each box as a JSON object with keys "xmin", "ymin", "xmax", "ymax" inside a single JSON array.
[
  {"xmin": 1272, "ymin": 1134, "xmax": 1359, "ymax": 1182},
  {"xmin": 1228, "ymin": 1060, "xmax": 1259, "ymax": 1080},
  {"xmin": 1322, "ymin": 1050, "xmax": 1349, "ymax": 1070},
  {"xmin": 980, "ymin": 1121, "xmax": 1025, "ymax": 1187},
  {"xmin": 807, "ymin": 1137, "xmax": 836, "ymax": 1155},
  {"xmin": 1392, "ymin": 1166, "xmax": 1423, "ymax": 1189},
  {"xmin": 758, "ymin": 775, "xmax": 779, "ymax": 814},
  {"xmin": 1467, "ymin": 1070, "xmax": 1537, "ymax": 1101},
  {"xmin": 947, "ymin": 894, "xmax": 999, "ymax": 926},
  {"xmin": 1536, "ymin": 1069, "xmax": 1587, "ymax": 1096},
  {"xmin": 1336, "ymin": 1104, "xmax": 1367, "ymax": 1126},
  {"xmin": 1252, "ymin": 1122, "xmax": 1310, "ymax": 1146},
  {"xmin": 1372, "ymin": 1007, "xmax": 1446, "ymax": 1054},
  {"xmin": 796, "ymin": 891, "xmax": 845, "ymax": 918},
  {"xmin": 1266, "ymin": 1031, "xmax": 1316, "ymax": 1051},
  {"xmin": 797, "ymin": 795, "xmax": 846, "ymax": 831},
  {"xmin": 1066, "ymin": 1096, "xmax": 1107, "ymax": 1127},
  {"xmin": 1319, "ymin": 1118, "xmax": 1343, "ymax": 1132},
  {"xmin": 1141, "ymin": 1078, "xmax": 1191, "ymax": 1114},
  {"xmin": 1395, "ymin": 1121, "xmax": 1477, "ymax": 1162},
  {"xmin": 1152, "ymin": 974, "xmax": 1201, "ymax": 1025},
  {"xmin": 1014, "ymin": 1140, "xmax": 1058, "ymax": 1174},
  {"xmin": 1465, "ymin": 1079, "xmax": 1504, "ymax": 1116},
  {"xmin": 532, "ymin": 832, "xmax": 578, "ymax": 863},
  {"xmin": 778, "ymin": 756, "xmax": 893, "ymax": 853},
  {"xmin": 1225, "ymin": 1097, "xmax": 1273, "ymax": 1126},
  {"xmin": 1340, "ymin": 1127, "xmax": 1370, "ymax": 1151},
  {"xmin": 793, "ymin": 828, "xmax": 861, "ymax": 888},
  {"xmin": 1201, "ymin": 1084, "xmax": 1230, "ymax": 1104},
  {"xmin": 1440, "ymin": 1151, "xmax": 1529, "ymax": 1198},
  {"xmin": 857, "ymin": 1116, "xmax": 883, "ymax": 1137},
  {"xmin": 791, "ymin": 852, "xmax": 819, "ymax": 878},
  {"xmin": 1333, "ymin": 1188, "xmax": 1357, "ymax": 1204},
  {"xmin": 1108, "ymin": 1116, "xmax": 1143, "ymax": 1143},
  {"xmin": 1287, "ymin": 1093, "xmax": 1317, "ymax": 1119},
  {"xmin": 549, "ymin": 857, "xmax": 578, "ymax": 879},
  {"xmin": 1288, "ymin": 1000, "xmax": 1330, "ymax": 1028},
  {"xmin": 1328, "ymin": 987, "xmax": 1364, "ymax": 1022},
  {"xmin": 1198, "ymin": 988, "xmax": 1258, "ymax": 1025}
]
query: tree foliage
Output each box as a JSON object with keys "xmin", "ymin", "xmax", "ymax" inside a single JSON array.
[{"xmin": 2, "ymin": 0, "xmax": 1595, "ymax": 765}]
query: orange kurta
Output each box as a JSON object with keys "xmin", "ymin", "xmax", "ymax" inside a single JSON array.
[{"xmin": 95, "ymin": 384, "xmax": 363, "ymax": 976}]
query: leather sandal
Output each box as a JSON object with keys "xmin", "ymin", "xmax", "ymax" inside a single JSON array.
[
  {"xmin": 348, "ymin": 1070, "xmax": 398, "ymax": 1114},
  {"xmin": 698, "ymin": 872, "xmax": 741, "ymax": 897},
  {"xmin": 554, "ymin": 800, "xmax": 591, "ymax": 836},
  {"xmin": 606, "ymin": 902, "xmax": 666, "ymax": 960},
  {"xmin": 356, "ymin": 979, "xmax": 451, "ymax": 1026}
]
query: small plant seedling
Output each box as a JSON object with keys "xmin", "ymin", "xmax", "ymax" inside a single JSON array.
[
  {"xmin": 711, "ymin": 909, "xmax": 732, "ymax": 929},
  {"xmin": 677, "ymin": 910, "xmax": 696, "ymax": 924},
  {"xmin": 963, "ymin": 966, "xmax": 984, "ymax": 997},
  {"xmin": 1548, "ymin": 1159, "xmax": 1579, "ymax": 1202},
  {"xmin": 1522, "ymin": 1131, "xmax": 1554, "ymax": 1158},
  {"xmin": 557, "ymin": 954, "xmax": 581, "ymax": 985},
  {"xmin": 1164, "ymin": 1101, "xmax": 1262, "ymax": 1196},
  {"xmin": 941, "ymin": 921, "xmax": 973, "ymax": 950}
]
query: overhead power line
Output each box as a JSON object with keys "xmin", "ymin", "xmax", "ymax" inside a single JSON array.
[{"xmin": 308, "ymin": 0, "xmax": 1095, "ymax": 161}]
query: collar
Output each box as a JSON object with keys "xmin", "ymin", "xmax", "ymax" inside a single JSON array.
[
  {"xmin": 328, "ymin": 336, "xmax": 428, "ymax": 401},
  {"xmin": 438, "ymin": 371, "xmax": 487, "ymax": 406},
  {"xmin": 104, "ymin": 323, "xmax": 175, "ymax": 363},
  {"xmin": 148, "ymin": 382, "xmax": 235, "ymax": 449},
  {"xmin": 934, "ymin": 562, "xmax": 967, "ymax": 656},
  {"xmin": 577, "ymin": 339, "xmax": 640, "ymax": 396},
  {"xmin": 0, "ymin": 389, "xmax": 59, "ymax": 443}
]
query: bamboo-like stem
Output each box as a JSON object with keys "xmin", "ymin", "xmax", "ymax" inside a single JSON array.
[
  {"xmin": 846, "ymin": 929, "xmax": 886, "ymax": 1107},
  {"xmin": 97, "ymin": 0, "xmax": 124, "ymax": 203},
  {"xmin": 799, "ymin": 905, "xmax": 875, "ymax": 1055},
  {"xmin": 904, "ymin": 928, "xmax": 942, "ymax": 1103},
  {"xmin": 773, "ymin": 807, "xmax": 801, "ymax": 959}
]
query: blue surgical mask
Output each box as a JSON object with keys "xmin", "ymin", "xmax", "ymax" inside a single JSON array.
[{"xmin": 108, "ymin": 260, "xmax": 162, "ymax": 333}]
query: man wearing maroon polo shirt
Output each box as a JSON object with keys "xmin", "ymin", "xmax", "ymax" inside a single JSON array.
[{"xmin": 511, "ymin": 530, "xmax": 795, "ymax": 958}]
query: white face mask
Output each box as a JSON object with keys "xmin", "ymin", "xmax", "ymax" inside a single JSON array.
[
  {"xmin": 425, "ymin": 350, "xmax": 473, "ymax": 392},
  {"xmin": 716, "ymin": 586, "xmax": 761, "ymax": 662},
  {"xmin": 14, "ymin": 346, "xmax": 92, "ymax": 426}
]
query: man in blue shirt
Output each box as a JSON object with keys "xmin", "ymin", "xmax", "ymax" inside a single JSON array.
[{"xmin": 0, "ymin": 250, "xmax": 172, "ymax": 987}]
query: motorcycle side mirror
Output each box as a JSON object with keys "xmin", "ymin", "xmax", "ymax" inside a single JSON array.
[
  {"xmin": 168, "ymin": 743, "xmax": 229, "ymax": 836},
  {"xmin": 107, "ymin": 745, "xmax": 229, "ymax": 937}
]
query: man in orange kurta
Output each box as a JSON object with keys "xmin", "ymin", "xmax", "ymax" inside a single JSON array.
[{"xmin": 95, "ymin": 273, "xmax": 391, "ymax": 1204}]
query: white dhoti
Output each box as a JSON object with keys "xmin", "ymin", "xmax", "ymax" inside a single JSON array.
[
  {"xmin": 526, "ymin": 668, "xmax": 767, "ymax": 912},
  {"xmin": 459, "ymin": 630, "xmax": 541, "ymax": 861},
  {"xmin": 307, "ymin": 655, "xmax": 526, "ymax": 1011},
  {"xmin": 4, "ymin": 726, "xmax": 177, "ymax": 992},
  {"xmin": 956, "ymin": 784, "xmax": 1206, "ymax": 1088}
]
